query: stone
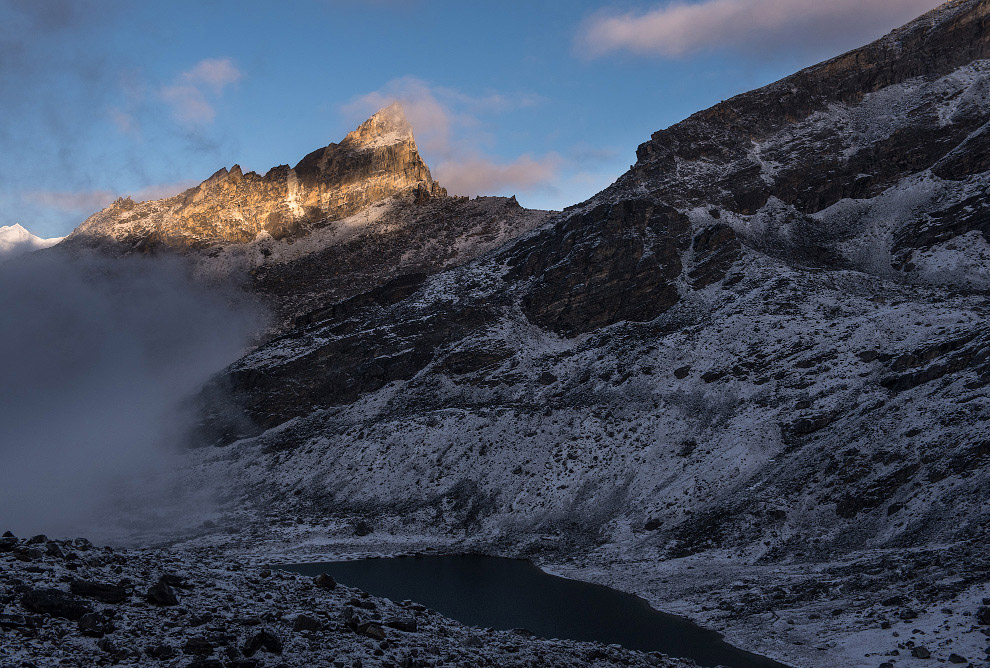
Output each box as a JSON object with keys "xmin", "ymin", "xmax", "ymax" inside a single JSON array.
[
  {"xmin": 12, "ymin": 546, "xmax": 44, "ymax": 562},
  {"xmin": 21, "ymin": 588, "xmax": 92, "ymax": 620},
  {"xmin": 70, "ymin": 579, "xmax": 128, "ymax": 603},
  {"xmin": 161, "ymin": 573, "xmax": 192, "ymax": 589},
  {"xmin": 385, "ymin": 616, "xmax": 418, "ymax": 633},
  {"xmin": 77, "ymin": 612, "xmax": 115, "ymax": 638},
  {"xmin": 0, "ymin": 613, "xmax": 37, "ymax": 630},
  {"xmin": 185, "ymin": 660, "xmax": 223, "ymax": 668},
  {"xmin": 146, "ymin": 644, "xmax": 178, "ymax": 660},
  {"xmin": 978, "ymin": 605, "xmax": 990, "ymax": 625},
  {"xmin": 313, "ymin": 573, "xmax": 337, "ymax": 590},
  {"xmin": 146, "ymin": 578, "xmax": 179, "ymax": 606},
  {"xmin": 293, "ymin": 614, "xmax": 323, "ymax": 632},
  {"xmin": 359, "ymin": 622, "xmax": 387, "ymax": 641},
  {"xmin": 911, "ymin": 646, "xmax": 931, "ymax": 659},
  {"xmin": 243, "ymin": 628, "xmax": 283, "ymax": 656},
  {"xmin": 948, "ymin": 654, "xmax": 967, "ymax": 664},
  {"xmin": 182, "ymin": 638, "xmax": 215, "ymax": 656}
]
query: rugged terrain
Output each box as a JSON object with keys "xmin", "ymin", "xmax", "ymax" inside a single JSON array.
[
  {"xmin": 164, "ymin": 1, "xmax": 990, "ymax": 667},
  {"xmin": 25, "ymin": 1, "xmax": 990, "ymax": 667},
  {"xmin": 0, "ymin": 533, "xmax": 700, "ymax": 668},
  {"xmin": 62, "ymin": 104, "xmax": 551, "ymax": 329}
]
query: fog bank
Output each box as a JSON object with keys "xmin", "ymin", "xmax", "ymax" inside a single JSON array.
[{"xmin": 0, "ymin": 249, "xmax": 263, "ymax": 541}]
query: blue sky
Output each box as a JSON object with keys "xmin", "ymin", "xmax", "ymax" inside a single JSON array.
[{"xmin": 1, "ymin": 0, "xmax": 942, "ymax": 238}]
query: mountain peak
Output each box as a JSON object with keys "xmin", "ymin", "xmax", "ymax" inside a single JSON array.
[
  {"xmin": 68, "ymin": 102, "xmax": 445, "ymax": 251},
  {"xmin": 342, "ymin": 102, "xmax": 417, "ymax": 151},
  {"xmin": 0, "ymin": 223, "xmax": 63, "ymax": 260}
]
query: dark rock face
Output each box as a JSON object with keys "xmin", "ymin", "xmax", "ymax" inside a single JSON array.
[
  {"xmin": 688, "ymin": 224, "xmax": 741, "ymax": 289},
  {"xmin": 891, "ymin": 194, "xmax": 990, "ymax": 270},
  {"xmin": 508, "ymin": 200, "xmax": 691, "ymax": 336}
]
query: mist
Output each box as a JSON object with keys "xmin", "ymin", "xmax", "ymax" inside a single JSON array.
[{"xmin": 0, "ymin": 248, "xmax": 264, "ymax": 541}]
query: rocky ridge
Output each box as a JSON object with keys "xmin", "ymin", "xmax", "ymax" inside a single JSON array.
[
  {"xmin": 67, "ymin": 103, "xmax": 446, "ymax": 251},
  {"xmin": 61, "ymin": 103, "xmax": 552, "ymax": 329}
]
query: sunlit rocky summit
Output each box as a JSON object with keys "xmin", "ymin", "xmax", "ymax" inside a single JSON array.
[
  {"xmin": 65, "ymin": 103, "xmax": 551, "ymax": 326},
  {"xmin": 70, "ymin": 103, "xmax": 446, "ymax": 249}
]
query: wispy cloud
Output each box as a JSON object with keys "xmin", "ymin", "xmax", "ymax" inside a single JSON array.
[
  {"xmin": 25, "ymin": 190, "xmax": 116, "ymax": 213},
  {"xmin": 25, "ymin": 181, "xmax": 198, "ymax": 215},
  {"xmin": 435, "ymin": 154, "xmax": 564, "ymax": 196},
  {"xmin": 578, "ymin": 0, "xmax": 943, "ymax": 59},
  {"xmin": 342, "ymin": 77, "xmax": 559, "ymax": 196},
  {"xmin": 161, "ymin": 58, "xmax": 243, "ymax": 125}
]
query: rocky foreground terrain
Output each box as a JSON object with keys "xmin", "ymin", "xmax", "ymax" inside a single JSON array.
[{"xmin": 0, "ymin": 533, "xmax": 699, "ymax": 668}]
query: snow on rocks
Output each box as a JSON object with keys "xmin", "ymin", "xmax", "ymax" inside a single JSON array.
[{"xmin": 0, "ymin": 533, "xmax": 698, "ymax": 668}]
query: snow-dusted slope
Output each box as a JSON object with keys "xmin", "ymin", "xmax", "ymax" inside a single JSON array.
[
  {"xmin": 179, "ymin": 2, "xmax": 990, "ymax": 667},
  {"xmin": 0, "ymin": 224, "xmax": 63, "ymax": 261}
]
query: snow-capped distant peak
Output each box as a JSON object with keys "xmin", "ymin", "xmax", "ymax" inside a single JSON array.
[{"xmin": 0, "ymin": 223, "xmax": 64, "ymax": 261}]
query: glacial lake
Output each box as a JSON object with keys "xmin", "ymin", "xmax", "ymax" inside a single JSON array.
[{"xmin": 275, "ymin": 555, "xmax": 790, "ymax": 668}]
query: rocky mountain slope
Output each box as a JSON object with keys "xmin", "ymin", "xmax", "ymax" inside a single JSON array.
[
  {"xmin": 62, "ymin": 104, "xmax": 552, "ymax": 329},
  {"xmin": 176, "ymin": 2, "xmax": 990, "ymax": 667},
  {"xmin": 0, "ymin": 224, "xmax": 62, "ymax": 261}
]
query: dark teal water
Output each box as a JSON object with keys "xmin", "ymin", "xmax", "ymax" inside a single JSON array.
[{"xmin": 275, "ymin": 555, "xmax": 790, "ymax": 668}]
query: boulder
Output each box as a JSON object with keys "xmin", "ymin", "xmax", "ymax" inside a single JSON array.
[
  {"xmin": 146, "ymin": 578, "xmax": 179, "ymax": 606},
  {"xmin": 242, "ymin": 628, "xmax": 283, "ymax": 656},
  {"xmin": 359, "ymin": 622, "xmax": 387, "ymax": 640},
  {"xmin": 146, "ymin": 644, "xmax": 178, "ymax": 659},
  {"xmin": 21, "ymin": 588, "xmax": 92, "ymax": 620},
  {"xmin": 293, "ymin": 614, "xmax": 323, "ymax": 632},
  {"xmin": 977, "ymin": 605, "xmax": 990, "ymax": 625},
  {"xmin": 70, "ymin": 579, "xmax": 128, "ymax": 604},
  {"xmin": 182, "ymin": 637, "xmax": 215, "ymax": 656},
  {"xmin": 77, "ymin": 612, "xmax": 115, "ymax": 638},
  {"xmin": 385, "ymin": 616, "xmax": 418, "ymax": 632}
]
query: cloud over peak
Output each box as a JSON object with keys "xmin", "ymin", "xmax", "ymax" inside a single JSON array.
[
  {"xmin": 342, "ymin": 77, "xmax": 561, "ymax": 197},
  {"xmin": 578, "ymin": 0, "xmax": 944, "ymax": 59},
  {"xmin": 161, "ymin": 57, "xmax": 243, "ymax": 125}
]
